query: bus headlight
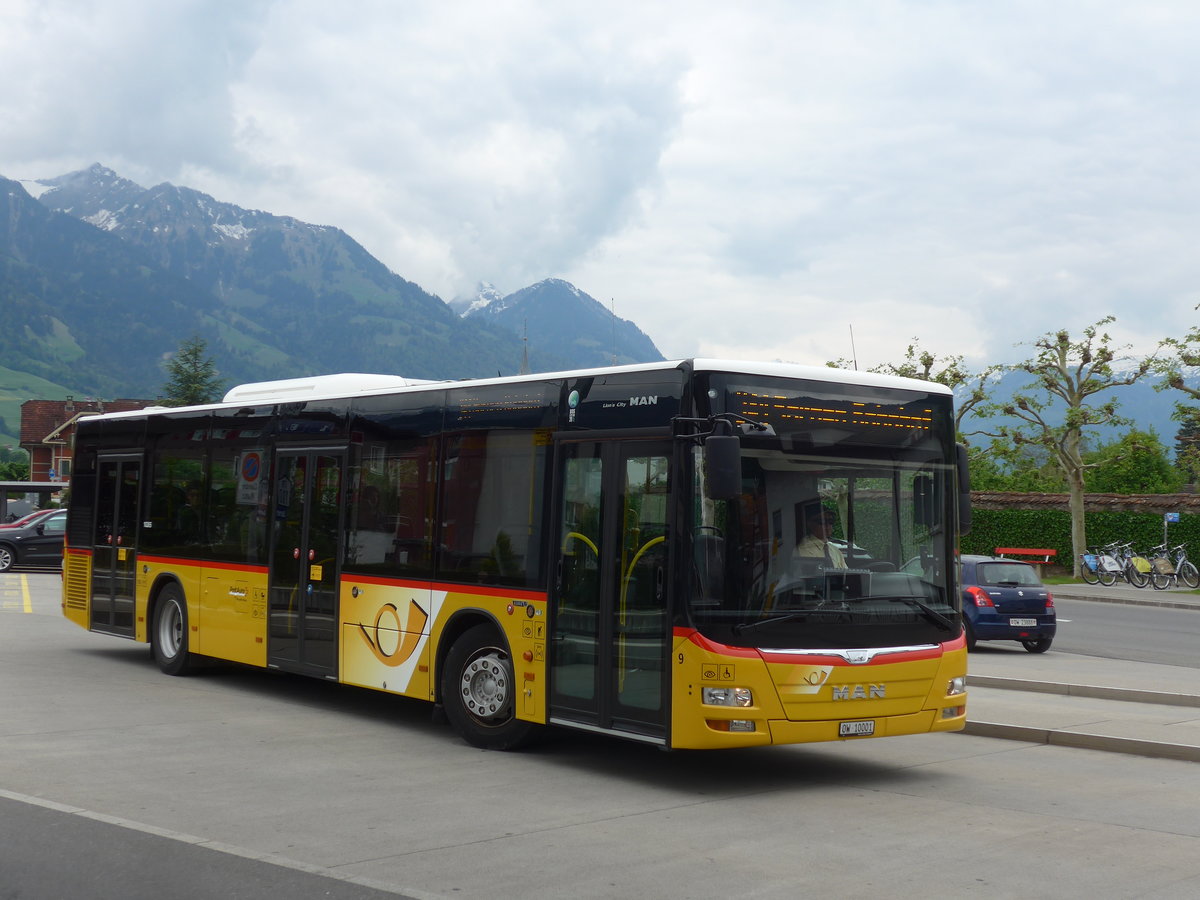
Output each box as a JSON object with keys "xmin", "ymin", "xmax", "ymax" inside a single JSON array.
[
  {"xmin": 702, "ymin": 686, "xmax": 753, "ymax": 707},
  {"xmin": 947, "ymin": 677, "xmax": 966, "ymax": 696}
]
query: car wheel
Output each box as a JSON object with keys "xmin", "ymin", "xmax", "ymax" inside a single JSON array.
[
  {"xmin": 962, "ymin": 620, "xmax": 977, "ymax": 652},
  {"xmin": 1021, "ymin": 637, "xmax": 1053, "ymax": 653},
  {"xmin": 0, "ymin": 544, "xmax": 14, "ymax": 572},
  {"xmin": 152, "ymin": 583, "xmax": 194, "ymax": 676},
  {"xmin": 441, "ymin": 623, "xmax": 536, "ymax": 750}
]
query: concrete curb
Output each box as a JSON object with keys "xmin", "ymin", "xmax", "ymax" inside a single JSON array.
[
  {"xmin": 968, "ymin": 675, "xmax": 1200, "ymax": 708},
  {"xmin": 1056, "ymin": 591, "xmax": 1200, "ymax": 612},
  {"xmin": 962, "ymin": 720, "xmax": 1200, "ymax": 763}
]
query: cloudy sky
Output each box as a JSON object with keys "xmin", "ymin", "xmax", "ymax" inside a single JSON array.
[{"xmin": 3, "ymin": 0, "xmax": 1197, "ymax": 370}]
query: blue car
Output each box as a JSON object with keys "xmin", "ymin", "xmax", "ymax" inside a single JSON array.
[{"xmin": 960, "ymin": 554, "xmax": 1056, "ymax": 653}]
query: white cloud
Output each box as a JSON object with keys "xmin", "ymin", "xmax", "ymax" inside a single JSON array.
[{"xmin": 3, "ymin": 0, "xmax": 1199, "ymax": 371}]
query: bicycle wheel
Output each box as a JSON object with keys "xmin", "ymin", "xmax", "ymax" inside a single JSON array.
[
  {"xmin": 1150, "ymin": 570, "xmax": 1172, "ymax": 590},
  {"xmin": 1179, "ymin": 560, "xmax": 1199, "ymax": 589},
  {"xmin": 1097, "ymin": 567, "xmax": 1118, "ymax": 586},
  {"xmin": 1125, "ymin": 561, "xmax": 1149, "ymax": 589},
  {"xmin": 1079, "ymin": 557, "xmax": 1099, "ymax": 585}
]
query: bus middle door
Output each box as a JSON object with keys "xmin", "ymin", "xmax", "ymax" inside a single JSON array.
[{"xmin": 268, "ymin": 449, "xmax": 345, "ymax": 677}]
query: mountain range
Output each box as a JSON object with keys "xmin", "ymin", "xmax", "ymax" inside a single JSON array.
[{"xmin": 0, "ymin": 163, "xmax": 664, "ymax": 442}]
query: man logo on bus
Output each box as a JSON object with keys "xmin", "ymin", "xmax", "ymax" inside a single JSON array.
[{"xmin": 832, "ymin": 684, "xmax": 886, "ymax": 700}]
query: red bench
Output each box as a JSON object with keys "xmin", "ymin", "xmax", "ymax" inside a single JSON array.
[{"xmin": 994, "ymin": 548, "xmax": 1057, "ymax": 569}]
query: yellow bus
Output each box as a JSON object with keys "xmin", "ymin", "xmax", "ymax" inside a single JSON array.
[{"xmin": 62, "ymin": 359, "xmax": 969, "ymax": 749}]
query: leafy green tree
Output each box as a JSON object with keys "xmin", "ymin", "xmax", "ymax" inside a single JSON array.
[
  {"xmin": 982, "ymin": 317, "xmax": 1153, "ymax": 576},
  {"xmin": 162, "ymin": 336, "xmax": 223, "ymax": 407},
  {"xmin": 1173, "ymin": 412, "xmax": 1200, "ymax": 485},
  {"xmin": 0, "ymin": 447, "xmax": 30, "ymax": 481},
  {"xmin": 1084, "ymin": 430, "xmax": 1182, "ymax": 494}
]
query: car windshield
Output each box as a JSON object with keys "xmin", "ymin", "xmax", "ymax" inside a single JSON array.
[{"xmin": 975, "ymin": 562, "xmax": 1041, "ymax": 587}]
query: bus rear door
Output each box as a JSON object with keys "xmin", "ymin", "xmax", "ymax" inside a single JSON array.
[{"xmin": 90, "ymin": 455, "xmax": 141, "ymax": 637}]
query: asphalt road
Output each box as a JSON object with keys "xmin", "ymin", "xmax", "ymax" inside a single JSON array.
[
  {"xmin": 2, "ymin": 572, "xmax": 1199, "ymax": 899},
  {"xmin": 1049, "ymin": 595, "xmax": 1200, "ymax": 668}
]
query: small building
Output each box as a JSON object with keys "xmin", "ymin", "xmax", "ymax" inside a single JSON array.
[{"xmin": 19, "ymin": 397, "xmax": 151, "ymax": 483}]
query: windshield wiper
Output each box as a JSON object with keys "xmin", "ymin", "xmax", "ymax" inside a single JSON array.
[
  {"xmin": 839, "ymin": 595, "xmax": 957, "ymax": 632},
  {"xmin": 731, "ymin": 609, "xmax": 845, "ymax": 634}
]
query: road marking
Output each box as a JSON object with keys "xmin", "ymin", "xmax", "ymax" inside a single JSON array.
[
  {"xmin": 0, "ymin": 574, "xmax": 34, "ymax": 612},
  {"xmin": 0, "ymin": 787, "xmax": 444, "ymax": 899}
]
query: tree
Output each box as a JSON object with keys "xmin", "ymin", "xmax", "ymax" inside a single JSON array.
[
  {"xmin": 162, "ymin": 336, "xmax": 223, "ymax": 407},
  {"xmin": 0, "ymin": 447, "xmax": 30, "ymax": 481},
  {"xmin": 983, "ymin": 317, "xmax": 1152, "ymax": 576},
  {"xmin": 828, "ymin": 338, "xmax": 998, "ymax": 439},
  {"xmin": 1084, "ymin": 430, "xmax": 1182, "ymax": 494}
]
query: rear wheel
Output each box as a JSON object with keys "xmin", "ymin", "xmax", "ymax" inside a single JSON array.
[
  {"xmin": 1080, "ymin": 560, "xmax": 1099, "ymax": 585},
  {"xmin": 441, "ymin": 624, "xmax": 536, "ymax": 750},
  {"xmin": 1150, "ymin": 570, "xmax": 1172, "ymax": 590},
  {"xmin": 1022, "ymin": 637, "xmax": 1053, "ymax": 653},
  {"xmin": 1097, "ymin": 568, "xmax": 1118, "ymax": 586},
  {"xmin": 1179, "ymin": 561, "xmax": 1200, "ymax": 589},
  {"xmin": 152, "ymin": 584, "xmax": 194, "ymax": 676}
]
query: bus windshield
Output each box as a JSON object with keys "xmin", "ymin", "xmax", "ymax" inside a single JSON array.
[{"xmin": 688, "ymin": 373, "xmax": 960, "ymax": 651}]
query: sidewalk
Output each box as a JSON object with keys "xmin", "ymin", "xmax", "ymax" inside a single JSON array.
[{"xmin": 962, "ymin": 583, "xmax": 1200, "ymax": 762}]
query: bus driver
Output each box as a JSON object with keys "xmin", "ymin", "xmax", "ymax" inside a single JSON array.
[{"xmin": 794, "ymin": 505, "xmax": 846, "ymax": 569}]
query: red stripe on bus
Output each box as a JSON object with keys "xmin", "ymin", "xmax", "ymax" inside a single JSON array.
[{"xmin": 674, "ymin": 626, "xmax": 956, "ymax": 664}]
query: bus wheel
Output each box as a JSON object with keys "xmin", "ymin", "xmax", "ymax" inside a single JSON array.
[
  {"xmin": 152, "ymin": 584, "xmax": 194, "ymax": 676},
  {"xmin": 442, "ymin": 624, "xmax": 535, "ymax": 750}
]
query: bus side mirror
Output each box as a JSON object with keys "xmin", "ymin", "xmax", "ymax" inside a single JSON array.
[
  {"xmin": 957, "ymin": 443, "xmax": 972, "ymax": 535},
  {"xmin": 704, "ymin": 435, "xmax": 742, "ymax": 500}
]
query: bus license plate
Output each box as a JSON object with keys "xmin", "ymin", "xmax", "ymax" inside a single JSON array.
[
  {"xmin": 1009, "ymin": 618, "xmax": 1037, "ymax": 627},
  {"xmin": 839, "ymin": 720, "xmax": 875, "ymax": 737}
]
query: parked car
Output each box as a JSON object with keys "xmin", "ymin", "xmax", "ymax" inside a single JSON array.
[
  {"xmin": 960, "ymin": 554, "xmax": 1056, "ymax": 653},
  {"xmin": 0, "ymin": 509, "xmax": 68, "ymax": 572},
  {"xmin": 0, "ymin": 508, "xmax": 59, "ymax": 530}
]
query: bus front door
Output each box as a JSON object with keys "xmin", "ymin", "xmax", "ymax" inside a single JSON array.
[
  {"xmin": 90, "ymin": 456, "xmax": 141, "ymax": 637},
  {"xmin": 550, "ymin": 440, "xmax": 671, "ymax": 743},
  {"xmin": 267, "ymin": 450, "xmax": 344, "ymax": 677}
]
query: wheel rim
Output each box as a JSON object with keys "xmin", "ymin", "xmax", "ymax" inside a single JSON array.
[
  {"xmin": 459, "ymin": 647, "xmax": 512, "ymax": 725},
  {"xmin": 157, "ymin": 599, "xmax": 183, "ymax": 659},
  {"xmin": 0, "ymin": 547, "xmax": 12, "ymax": 570}
]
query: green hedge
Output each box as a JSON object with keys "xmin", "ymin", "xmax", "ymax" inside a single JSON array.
[{"xmin": 962, "ymin": 509, "xmax": 1200, "ymax": 566}]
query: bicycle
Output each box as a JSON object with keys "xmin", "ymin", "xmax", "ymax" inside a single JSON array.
[
  {"xmin": 1146, "ymin": 542, "xmax": 1199, "ymax": 590},
  {"xmin": 1102, "ymin": 541, "xmax": 1150, "ymax": 588}
]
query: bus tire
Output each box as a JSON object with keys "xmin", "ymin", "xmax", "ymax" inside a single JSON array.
[
  {"xmin": 152, "ymin": 583, "xmax": 194, "ymax": 676},
  {"xmin": 441, "ymin": 623, "xmax": 535, "ymax": 750}
]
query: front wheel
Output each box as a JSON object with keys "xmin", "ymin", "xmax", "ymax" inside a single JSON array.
[
  {"xmin": 1125, "ymin": 562, "xmax": 1149, "ymax": 589},
  {"xmin": 1179, "ymin": 561, "xmax": 1200, "ymax": 589},
  {"xmin": 441, "ymin": 624, "xmax": 536, "ymax": 750},
  {"xmin": 1097, "ymin": 569, "xmax": 1118, "ymax": 586},
  {"xmin": 1150, "ymin": 570, "xmax": 1172, "ymax": 590},
  {"xmin": 1080, "ymin": 560, "xmax": 1100, "ymax": 585},
  {"xmin": 152, "ymin": 584, "xmax": 194, "ymax": 676},
  {"xmin": 0, "ymin": 544, "xmax": 14, "ymax": 572},
  {"xmin": 1022, "ymin": 637, "xmax": 1053, "ymax": 653}
]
